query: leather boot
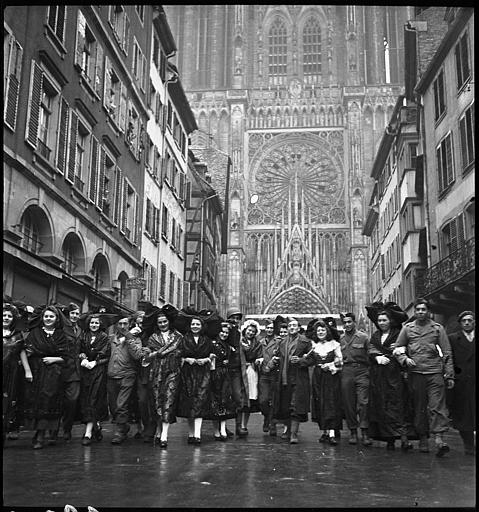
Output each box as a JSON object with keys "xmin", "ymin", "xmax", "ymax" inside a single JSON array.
[
  {"xmin": 280, "ymin": 420, "xmax": 291, "ymax": 440},
  {"xmin": 434, "ymin": 433, "xmax": 450, "ymax": 458},
  {"xmin": 289, "ymin": 420, "xmax": 299, "ymax": 444}
]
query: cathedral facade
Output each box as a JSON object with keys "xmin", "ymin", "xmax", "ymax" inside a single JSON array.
[{"xmin": 165, "ymin": 5, "xmax": 413, "ymax": 326}]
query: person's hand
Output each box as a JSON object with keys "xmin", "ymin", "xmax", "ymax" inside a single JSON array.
[
  {"xmin": 290, "ymin": 355, "xmax": 300, "ymax": 364},
  {"xmin": 24, "ymin": 369, "xmax": 33, "ymax": 382},
  {"xmin": 79, "ymin": 352, "xmax": 87, "ymax": 360},
  {"xmin": 184, "ymin": 357, "xmax": 196, "ymax": 365},
  {"xmin": 81, "ymin": 358, "xmax": 90, "ymax": 368},
  {"xmin": 392, "ymin": 346, "xmax": 406, "ymax": 357},
  {"xmin": 446, "ymin": 378, "xmax": 455, "ymax": 390},
  {"xmin": 255, "ymin": 357, "xmax": 264, "ymax": 366},
  {"xmin": 405, "ymin": 357, "xmax": 416, "ymax": 368},
  {"xmin": 89, "ymin": 361, "xmax": 97, "ymax": 370},
  {"xmin": 272, "ymin": 356, "xmax": 280, "ymax": 364},
  {"xmin": 376, "ymin": 355, "xmax": 390, "ymax": 365},
  {"xmin": 42, "ymin": 357, "xmax": 57, "ymax": 365},
  {"xmin": 130, "ymin": 326, "xmax": 141, "ymax": 336},
  {"xmin": 196, "ymin": 358, "xmax": 207, "ymax": 366}
]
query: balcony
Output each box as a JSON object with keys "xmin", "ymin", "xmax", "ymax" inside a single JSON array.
[{"xmin": 416, "ymin": 237, "xmax": 475, "ymax": 298}]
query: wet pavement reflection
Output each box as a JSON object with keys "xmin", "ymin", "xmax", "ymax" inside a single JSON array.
[{"xmin": 3, "ymin": 414, "xmax": 475, "ymax": 508}]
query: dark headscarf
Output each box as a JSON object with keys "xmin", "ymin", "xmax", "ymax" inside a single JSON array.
[{"xmin": 365, "ymin": 301, "xmax": 409, "ymax": 330}]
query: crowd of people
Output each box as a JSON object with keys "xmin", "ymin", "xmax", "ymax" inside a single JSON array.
[{"xmin": 2, "ymin": 296, "xmax": 475, "ymax": 458}]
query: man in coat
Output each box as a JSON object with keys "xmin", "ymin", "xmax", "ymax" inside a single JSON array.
[
  {"xmin": 340, "ymin": 312, "xmax": 372, "ymax": 446},
  {"xmin": 107, "ymin": 317, "xmax": 148, "ymax": 444},
  {"xmin": 394, "ymin": 298, "xmax": 454, "ymax": 457},
  {"xmin": 274, "ymin": 318, "xmax": 312, "ymax": 444},
  {"xmin": 448, "ymin": 311, "xmax": 475, "ymax": 455}
]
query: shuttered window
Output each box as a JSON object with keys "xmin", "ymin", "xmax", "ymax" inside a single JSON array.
[
  {"xmin": 4, "ymin": 32, "xmax": 23, "ymax": 131},
  {"xmin": 442, "ymin": 214, "xmax": 465, "ymax": 257},
  {"xmin": 25, "ymin": 61, "xmax": 44, "ymax": 148},
  {"xmin": 89, "ymin": 136, "xmax": 99, "ymax": 203},
  {"xmin": 436, "ymin": 133, "xmax": 454, "ymax": 194},
  {"xmin": 55, "ymin": 97, "xmax": 69, "ymax": 174},
  {"xmin": 159, "ymin": 263, "xmax": 167, "ymax": 299},
  {"xmin": 169, "ymin": 271, "xmax": 175, "ymax": 304},
  {"xmin": 459, "ymin": 104, "xmax": 474, "ymax": 172},
  {"xmin": 433, "ymin": 70, "xmax": 446, "ymax": 122},
  {"xmin": 455, "ymin": 31, "xmax": 470, "ymax": 90},
  {"xmin": 112, "ymin": 166, "xmax": 122, "ymax": 225},
  {"xmin": 145, "ymin": 198, "xmax": 152, "ymax": 234},
  {"xmin": 66, "ymin": 111, "xmax": 78, "ymax": 183}
]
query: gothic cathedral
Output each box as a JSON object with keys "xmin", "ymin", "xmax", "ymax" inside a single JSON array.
[{"xmin": 165, "ymin": 5, "xmax": 412, "ymax": 327}]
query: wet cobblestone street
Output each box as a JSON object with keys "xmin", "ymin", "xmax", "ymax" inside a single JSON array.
[{"xmin": 3, "ymin": 414, "xmax": 475, "ymax": 509}]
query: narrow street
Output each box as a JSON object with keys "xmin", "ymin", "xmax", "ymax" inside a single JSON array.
[{"xmin": 3, "ymin": 414, "xmax": 475, "ymax": 509}]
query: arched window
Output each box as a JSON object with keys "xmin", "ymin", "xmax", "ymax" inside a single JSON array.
[
  {"xmin": 268, "ymin": 17, "xmax": 287, "ymax": 83},
  {"xmin": 303, "ymin": 17, "xmax": 321, "ymax": 78},
  {"xmin": 21, "ymin": 209, "xmax": 41, "ymax": 254},
  {"xmin": 61, "ymin": 233, "xmax": 85, "ymax": 275}
]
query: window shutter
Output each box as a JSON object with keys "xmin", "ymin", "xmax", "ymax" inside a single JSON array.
[
  {"xmin": 103, "ymin": 56, "xmax": 112, "ymax": 111},
  {"xmin": 145, "ymin": 198, "xmax": 151, "ymax": 233},
  {"xmin": 75, "ymin": 10, "xmax": 86, "ymax": 69},
  {"xmin": 445, "ymin": 134, "xmax": 454, "ymax": 185},
  {"xmin": 96, "ymin": 146, "xmax": 106, "ymax": 210},
  {"xmin": 56, "ymin": 6, "xmax": 66, "ymax": 42},
  {"xmin": 134, "ymin": 193, "xmax": 140, "ymax": 243},
  {"xmin": 56, "ymin": 97, "xmax": 69, "ymax": 174},
  {"xmin": 66, "ymin": 111, "xmax": 78, "ymax": 183},
  {"xmin": 460, "ymin": 36, "xmax": 469, "ymax": 84},
  {"xmin": 449, "ymin": 219, "xmax": 457, "ymax": 254},
  {"xmin": 4, "ymin": 41, "xmax": 22, "ymax": 130},
  {"xmin": 94, "ymin": 43, "xmax": 104, "ymax": 96},
  {"xmin": 25, "ymin": 60, "xmax": 43, "ymax": 148},
  {"xmin": 121, "ymin": 178, "xmax": 128, "ymax": 233},
  {"xmin": 89, "ymin": 136, "xmax": 99, "ymax": 202},
  {"xmin": 113, "ymin": 166, "xmax": 122, "ymax": 225},
  {"xmin": 141, "ymin": 55, "xmax": 147, "ymax": 91},
  {"xmin": 119, "ymin": 82, "xmax": 127, "ymax": 132},
  {"xmin": 123, "ymin": 14, "xmax": 130, "ymax": 55},
  {"xmin": 456, "ymin": 214, "xmax": 465, "ymax": 249}
]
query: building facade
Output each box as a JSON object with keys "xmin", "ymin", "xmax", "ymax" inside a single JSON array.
[
  {"xmin": 140, "ymin": 7, "xmax": 197, "ymax": 311},
  {"xmin": 165, "ymin": 5, "xmax": 413, "ymax": 325},
  {"xmin": 4, "ymin": 6, "xmax": 153, "ymax": 312},
  {"xmin": 414, "ymin": 8, "xmax": 475, "ymax": 331}
]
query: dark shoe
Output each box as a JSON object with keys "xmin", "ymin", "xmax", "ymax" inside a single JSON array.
[
  {"xmin": 111, "ymin": 432, "xmax": 127, "ymax": 445},
  {"xmin": 82, "ymin": 436, "xmax": 92, "ymax": 446},
  {"xmin": 220, "ymin": 434, "xmax": 227, "ymax": 441},
  {"xmin": 386, "ymin": 441, "xmax": 395, "ymax": 450},
  {"xmin": 319, "ymin": 433, "xmax": 329, "ymax": 443},
  {"xmin": 262, "ymin": 419, "xmax": 270, "ymax": 433},
  {"xmin": 361, "ymin": 429, "xmax": 372, "ymax": 446},
  {"xmin": 280, "ymin": 431, "xmax": 290, "ymax": 440},
  {"xmin": 225, "ymin": 428, "xmax": 234, "ymax": 438},
  {"xmin": 93, "ymin": 424, "xmax": 103, "ymax": 442},
  {"xmin": 401, "ymin": 441, "xmax": 413, "ymax": 452},
  {"xmin": 7, "ymin": 431, "xmax": 19, "ymax": 440},
  {"xmin": 349, "ymin": 432, "xmax": 358, "ymax": 445},
  {"xmin": 63, "ymin": 430, "xmax": 72, "ymax": 442},
  {"xmin": 236, "ymin": 426, "xmax": 248, "ymax": 437},
  {"xmin": 436, "ymin": 443, "xmax": 450, "ymax": 458},
  {"xmin": 47, "ymin": 430, "xmax": 58, "ymax": 446},
  {"xmin": 159, "ymin": 440, "xmax": 168, "ymax": 449},
  {"xmin": 214, "ymin": 435, "xmax": 223, "ymax": 441},
  {"xmin": 193, "ymin": 437, "xmax": 201, "ymax": 445},
  {"xmin": 269, "ymin": 425, "xmax": 277, "ymax": 437},
  {"xmin": 290, "ymin": 432, "xmax": 298, "ymax": 444},
  {"xmin": 187, "ymin": 436, "xmax": 195, "ymax": 444},
  {"xmin": 329, "ymin": 436, "xmax": 338, "ymax": 446}
]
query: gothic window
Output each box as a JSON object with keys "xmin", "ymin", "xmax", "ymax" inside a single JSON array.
[
  {"xmin": 268, "ymin": 17, "xmax": 287, "ymax": 83},
  {"xmin": 303, "ymin": 17, "xmax": 321, "ymax": 77}
]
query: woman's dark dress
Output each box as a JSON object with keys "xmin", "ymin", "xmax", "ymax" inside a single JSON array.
[
  {"xmin": 310, "ymin": 341, "xmax": 343, "ymax": 430},
  {"xmin": 146, "ymin": 329, "xmax": 183, "ymax": 423},
  {"xmin": 368, "ymin": 329, "xmax": 416, "ymax": 441},
  {"xmin": 3, "ymin": 330, "xmax": 25, "ymax": 435},
  {"xmin": 204, "ymin": 337, "xmax": 236, "ymax": 420},
  {"xmin": 176, "ymin": 334, "xmax": 213, "ymax": 419},
  {"xmin": 23, "ymin": 327, "xmax": 71, "ymax": 431},
  {"xmin": 79, "ymin": 331, "xmax": 111, "ymax": 423}
]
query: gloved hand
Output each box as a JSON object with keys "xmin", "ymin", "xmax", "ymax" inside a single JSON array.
[
  {"xmin": 81, "ymin": 358, "xmax": 90, "ymax": 368},
  {"xmin": 376, "ymin": 355, "xmax": 390, "ymax": 365}
]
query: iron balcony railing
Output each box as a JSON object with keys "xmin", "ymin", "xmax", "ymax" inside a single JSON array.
[{"xmin": 416, "ymin": 237, "xmax": 475, "ymax": 297}]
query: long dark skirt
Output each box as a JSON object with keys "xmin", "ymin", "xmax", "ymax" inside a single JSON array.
[
  {"xmin": 150, "ymin": 363, "xmax": 181, "ymax": 424},
  {"xmin": 311, "ymin": 367, "xmax": 342, "ymax": 430},
  {"xmin": 176, "ymin": 364, "xmax": 211, "ymax": 419},
  {"xmin": 368, "ymin": 363, "xmax": 416, "ymax": 440},
  {"xmin": 79, "ymin": 366, "xmax": 109, "ymax": 423},
  {"xmin": 23, "ymin": 358, "xmax": 63, "ymax": 431},
  {"xmin": 204, "ymin": 367, "xmax": 236, "ymax": 420}
]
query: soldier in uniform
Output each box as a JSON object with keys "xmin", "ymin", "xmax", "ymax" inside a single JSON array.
[
  {"xmin": 393, "ymin": 298, "xmax": 454, "ymax": 457},
  {"xmin": 339, "ymin": 312, "xmax": 372, "ymax": 446}
]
